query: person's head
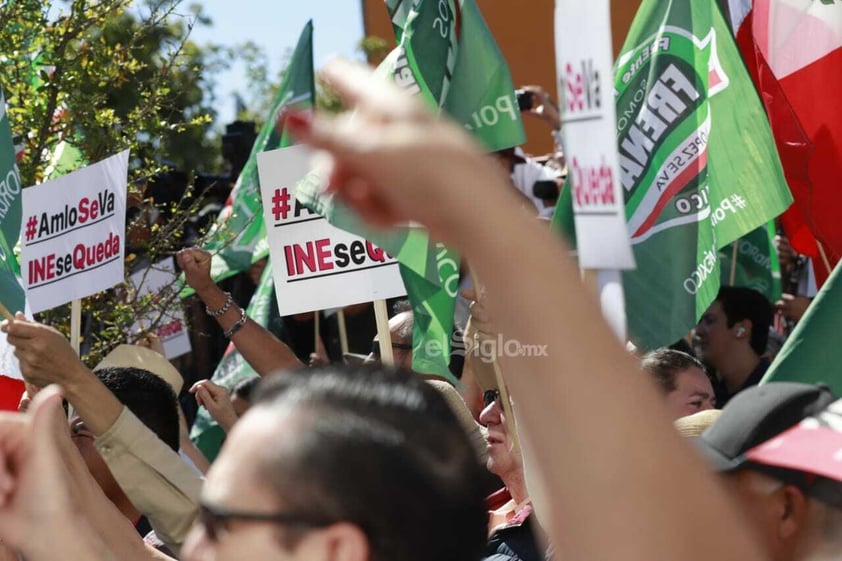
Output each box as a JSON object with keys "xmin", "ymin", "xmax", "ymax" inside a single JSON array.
[
  {"xmin": 695, "ymin": 286, "xmax": 773, "ymax": 368},
  {"xmin": 478, "ymin": 388, "xmax": 522, "ymax": 483},
  {"xmin": 231, "ymin": 376, "xmax": 260, "ymax": 417},
  {"xmin": 641, "ymin": 349, "xmax": 715, "ymax": 419},
  {"xmin": 698, "ymin": 383, "xmax": 840, "ymax": 561},
  {"xmin": 70, "ymin": 366, "xmax": 179, "ymax": 514},
  {"xmin": 721, "ymin": 469, "xmax": 842, "ymax": 561},
  {"xmin": 365, "ymin": 301, "xmax": 413, "ymax": 370},
  {"xmin": 184, "ymin": 366, "xmax": 487, "ymax": 561}
]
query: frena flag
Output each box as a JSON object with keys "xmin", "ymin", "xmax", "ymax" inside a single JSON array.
[{"xmin": 723, "ymin": 0, "xmax": 842, "ymax": 286}]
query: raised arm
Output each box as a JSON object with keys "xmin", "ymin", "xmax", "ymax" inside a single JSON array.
[
  {"xmin": 286, "ymin": 58, "xmax": 763, "ymax": 561},
  {"xmin": 1, "ymin": 316, "xmax": 201, "ymax": 554},
  {"xmin": 178, "ymin": 247, "xmax": 302, "ymax": 375}
]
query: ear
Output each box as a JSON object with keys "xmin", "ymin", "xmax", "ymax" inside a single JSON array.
[
  {"xmin": 778, "ymin": 485, "xmax": 809, "ymax": 541},
  {"xmin": 302, "ymin": 522, "xmax": 369, "ymax": 561}
]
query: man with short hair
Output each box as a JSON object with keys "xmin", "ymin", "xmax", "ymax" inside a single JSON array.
[
  {"xmin": 3, "ymin": 321, "xmax": 202, "ymax": 555},
  {"xmin": 698, "ymin": 382, "xmax": 842, "ymax": 561},
  {"xmin": 71, "ymin": 366, "xmax": 180, "ymax": 527},
  {"xmin": 182, "ymin": 366, "xmax": 488, "ymax": 561},
  {"xmin": 641, "ymin": 349, "xmax": 716, "ymax": 419},
  {"xmin": 695, "ymin": 286, "xmax": 774, "ymax": 405}
]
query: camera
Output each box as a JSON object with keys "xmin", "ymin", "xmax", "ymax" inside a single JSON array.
[
  {"xmin": 532, "ymin": 180, "xmax": 559, "ymax": 201},
  {"xmin": 515, "ymin": 89, "xmax": 534, "ymax": 111}
]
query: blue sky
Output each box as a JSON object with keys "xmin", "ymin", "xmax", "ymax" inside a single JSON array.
[{"xmin": 188, "ymin": 0, "xmax": 366, "ymax": 126}]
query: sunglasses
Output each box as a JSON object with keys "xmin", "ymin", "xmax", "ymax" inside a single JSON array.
[
  {"xmin": 483, "ymin": 389, "xmax": 500, "ymax": 407},
  {"xmin": 197, "ymin": 503, "xmax": 333, "ymax": 542},
  {"xmin": 370, "ymin": 340, "xmax": 413, "ymax": 358}
]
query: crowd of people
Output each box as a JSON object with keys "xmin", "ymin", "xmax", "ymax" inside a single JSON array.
[{"xmin": 0, "ymin": 58, "xmax": 837, "ymax": 561}]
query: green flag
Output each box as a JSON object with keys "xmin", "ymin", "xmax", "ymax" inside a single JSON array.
[
  {"xmin": 557, "ymin": 1, "xmax": 792, "ymax": 350},
  {"xmin": 719, "ymin": 222, "xmax": 782, "ymax": 304},
  {"xmin": 190, "ymin": 261, "xmax": 282, "ymax": 461},
  {"xmin": 384, "ymin": 0, "xmax": 522, "ymax": 375},
  {"xmin": 0, "ymin": 88, "xmax": 25, "ymax": 314},
  {"xmin": 761, "ymin": 261, "xmax": 842, "ymax": 395},
  {"xmin": 198, "ymin": 21, "xmax": 314, "ymax": 290},
  {"xmin": 381, "ymin": 0, "xmax": 525, "ymax": 151}
]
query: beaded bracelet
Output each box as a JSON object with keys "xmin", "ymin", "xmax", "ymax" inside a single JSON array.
[
  {"xmin": 224, "ymin": 307, "xmax": 248, "ymax": 338},
  {"xmin": 205, "ymin": 291, "xmax": 233, "ymax": 317}
]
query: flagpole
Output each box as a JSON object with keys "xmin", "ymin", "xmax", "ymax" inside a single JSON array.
[
  {"xmin": 469, "ymin": 270, "xmax": 520, "ymax": 453},
  {"xmin": 314, "ymin": 310, "xmax": 320, "ymax": 356},
  {"xmin": 0, "ymin": 300, "xmax": 12, "ymax": 322},
  {"xmin": 729, "ymin": 241, "xmax": 739, "ymax": 285},
  {"xmin": 337, "ymin": 309, "xmax": 349, "ymax": 355},
  {"xmin": 817, "ymin": 241, "xmax": 833, "ymax": 277},
  {"xmin": 67, "ymin": 298, "xmax": 82, "ymax": 421},
  {"xmin": 373, "ymin": 299, "xmax": 394, "ymax": 366}
]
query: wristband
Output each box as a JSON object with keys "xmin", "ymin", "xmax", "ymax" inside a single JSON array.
[
  {"xmin": 205, "ymin": 291, "xmax": 233, "ymax": 317},
  {"xmin": 224, "ymin": 307, "xmax": 248, "ymax": 338}
]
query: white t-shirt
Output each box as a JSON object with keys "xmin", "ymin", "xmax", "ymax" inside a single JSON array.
[{"xmin": 510, "ymin": 155, "xmax": 560, "ymax": 216}]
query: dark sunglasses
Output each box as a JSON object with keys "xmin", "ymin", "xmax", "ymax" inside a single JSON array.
[
  {"xmin": 483, "ymin": 389, "xmax": 500, "ymax": 407},
  {"xmin": 197, "ymin": 503, "xmax": 333, "ymax": 542},
  {"xmin": 370, "ymin": 340, "xmax": 413, "ymax": 358}
]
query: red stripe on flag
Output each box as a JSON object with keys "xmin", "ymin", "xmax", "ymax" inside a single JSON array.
[{"xmin": 632, "ymin": 148, "xmax": 708, "ymax": 239}]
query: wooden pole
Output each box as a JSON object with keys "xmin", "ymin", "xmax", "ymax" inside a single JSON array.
[
  {"xmin": 0, "ymin": 300, "xmax": 13, "ymax": 322},
  {"xmin": 70, "ymin": 299, "xmax": 82, "ymax": 356},
  {"xmin": 68, "ymin": 298, "xmax": 82, "ymax": 420},
  {"xmin": 337, "ymin": 309, "xmax": 349, "ymax": 355},
  {"xmin": 817, "ymin": 241, "xmax": 833, "ymax": 277},
  {"xmin": 314, "ymin": 310, "xmax": 320, "ymax": 355},
  {"xmin": 469, "ymin": 270, "xmax": 520, "ymax": 452},
  {"xmin": 729, "ymin": 241, "xmax": 739, "ymax": 286},
  {"xmin": 373, "ymin": 299, "xmax": 394, "ymax": 366}
]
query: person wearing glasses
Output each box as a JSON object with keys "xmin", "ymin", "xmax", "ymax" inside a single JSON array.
[
  {"xmin": 183, "ymin": 366, "xmax": 487, "ymax": 561},
  {"xmin": 480, "ymin": 386, "xmax": 545, "ymax": 561},
  {"xmin": 363, "ymin": 301, "xmax": 415, "ymax": 370}
]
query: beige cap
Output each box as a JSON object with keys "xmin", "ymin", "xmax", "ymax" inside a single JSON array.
[
  {"xmin": 674, "ymin": 409, "xmax": 722, "ymax": 438},
  {"xmin": 94, "ymin": 344, "xmax": 183, "ymax": 394}
]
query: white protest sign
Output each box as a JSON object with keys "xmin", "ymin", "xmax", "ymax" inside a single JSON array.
[
  {"xmin": 257, "ymin": 145, "xmax": 406, "ymax": 315},
  {"xmin": 20, "ymin": 150, "xmax": 128, "ymax": 313},
  {"xmin": 555, "ymin": 0, "xmax": 635, "ymax": 270},
  {"xmin": 129, "ymin": 257, "xmax": 192, "ymax": 359}
]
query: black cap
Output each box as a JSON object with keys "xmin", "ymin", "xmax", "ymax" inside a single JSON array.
[{"xmin": 698, "ymin": 382, "xmax": 837, "ymax": 472}]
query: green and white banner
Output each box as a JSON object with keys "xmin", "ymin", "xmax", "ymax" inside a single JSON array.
[
  {"xmin": 0, "ymin": 88, "xmax": 24, "ymax": 316},
  {"xmin": 555, "ymin": 0, "xmax": 792, "ymax": 350},
  {"xmin": 617, "ymin": 1, "xmax": 791, "ymax": 350},
  {"xmin": 380, "ymin": 0, "xmax": 525, "ymax": 152}
]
